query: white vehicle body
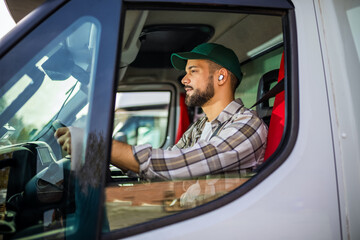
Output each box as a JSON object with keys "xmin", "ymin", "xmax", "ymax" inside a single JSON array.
[{"xmin": 127, "ymin": 1, "xmax": 360, "ymax": 239}]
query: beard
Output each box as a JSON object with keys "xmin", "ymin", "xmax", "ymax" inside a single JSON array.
[{"xmin": 185, "ymin": 76, "xmax": 215, "ymax": 107}]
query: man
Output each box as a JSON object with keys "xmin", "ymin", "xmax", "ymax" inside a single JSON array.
[{"xmin": 56, "ymin": 43, "xmax": 268, "ymax": 180}]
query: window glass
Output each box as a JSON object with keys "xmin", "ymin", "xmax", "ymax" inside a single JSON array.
[
  {"xmin": 106, "ymin": 173, "xmax": 250, "ymax": 230},
  {"xmin": 113, "ymin": 91, "xmax": 170, "ymax": 148},
  {"xmin": 0, "ymin": 72, "xmax": 80, "ymax": 145},
  {"xmin": 104, "ymin": 8, "xmax": 283, "ymax": 233},
  {"xmin": 0, "ymin": 17, "xmax": 100, "ymax": 239}
]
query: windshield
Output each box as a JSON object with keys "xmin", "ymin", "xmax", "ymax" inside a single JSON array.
[
  {"xmin": 0, "ymin": 68, "xmax": 80, "ymax": 146},
  {"xmin": 0, "ymin": 15, "xmax": 102, "ymax": 239},
  {"xmin": 0, "ymin": 19, "xmax": 99, "ymax": 146}
]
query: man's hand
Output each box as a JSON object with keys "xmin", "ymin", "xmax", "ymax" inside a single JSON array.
[
  {"xmin": 54, "ymin": 127, "xmax": 72, "ymax": 154},
  {"xmin": 54, "ymin": 127, "xmax": 139, "ymax": 173}
]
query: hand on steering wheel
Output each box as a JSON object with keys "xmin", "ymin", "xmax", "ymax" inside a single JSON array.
[{"xmin": 54, "ymin": 121, "xmax": 72, "ymax": 155}]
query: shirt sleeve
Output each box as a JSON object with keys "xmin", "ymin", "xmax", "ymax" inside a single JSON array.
[{"xmin": 132, "ymin": 113, "xmax": 268, "ymax": 180}]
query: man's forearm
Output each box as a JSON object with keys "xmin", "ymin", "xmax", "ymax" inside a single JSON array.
[{"xmin": 111, "ymin": 140, "xmax": 139, "ymax": 173}]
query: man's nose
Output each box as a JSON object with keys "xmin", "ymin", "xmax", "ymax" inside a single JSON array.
[{"xmin": 181, "ymin": 75, "xmax": 190, "ymax": 85}]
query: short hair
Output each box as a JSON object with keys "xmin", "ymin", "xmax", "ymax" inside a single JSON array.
[{"xmin": 207, "ymin": 60, "xmax": 239, "ymax": 93}]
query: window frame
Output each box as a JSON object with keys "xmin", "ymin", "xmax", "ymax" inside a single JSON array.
[{"xmin": 103, "ymin": 1, "xmax": 298, "ymax": 239}]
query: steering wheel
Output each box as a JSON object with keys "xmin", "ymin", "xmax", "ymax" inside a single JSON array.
[
  {"xmin": 3, "ymin": 135, "xmax": 74, "ymax": 238},
  {"xmin": 6, "ymin": 158, "xmax": 74, "ymax": 238}
]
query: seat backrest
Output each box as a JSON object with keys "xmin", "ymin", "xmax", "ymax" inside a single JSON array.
[
  {"xmin": 264, "ymin": 53, "xmax": 285, "ymax": 160},
  {"xmin": 175, "ymin": 93, "xmax": 190, "ymax": 143},
  {"xmin": 256, "ymin": 69, "xmax": 280, "ymax": 126}
]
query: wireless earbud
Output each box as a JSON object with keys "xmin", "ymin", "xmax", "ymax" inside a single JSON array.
[{"xmin": 218, "ymin": 75, "xmax": 224, "ymax": 81}]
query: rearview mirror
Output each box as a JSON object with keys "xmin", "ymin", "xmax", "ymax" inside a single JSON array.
[{"xmin": 41, "ymin": 47, "xmax": 89, "ymax": 85}]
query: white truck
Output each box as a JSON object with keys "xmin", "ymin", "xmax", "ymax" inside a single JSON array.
[{"xmin": 0, "ymin": 0, "xmax": 359, "ymax": 239}]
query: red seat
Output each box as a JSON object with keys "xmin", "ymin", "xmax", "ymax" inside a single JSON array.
[
  {"xmin": 176, "ymin": 53, "xmax": 284, "ymax": 159},
  {"xmin": 176, "ymin": 93, "xmax": 190, "ymax": 143},
  {"xmin": 264, "ymin": 53, "xmax": 285, "ymax": 160}
]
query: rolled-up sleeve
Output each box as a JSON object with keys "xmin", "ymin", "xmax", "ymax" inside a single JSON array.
[{"xmin": 132, "ymin": 113, "xmax": 268, "ymax": 180}]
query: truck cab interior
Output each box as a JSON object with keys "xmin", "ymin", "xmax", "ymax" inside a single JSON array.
[{"xmin": 104, "ymin": 7, "xmax": 286, "ymax": 232}]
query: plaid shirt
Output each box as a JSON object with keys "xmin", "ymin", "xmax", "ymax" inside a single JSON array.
[{"xmin": 133, "ymin": 98, "xmax": 268, "ymax": 180}]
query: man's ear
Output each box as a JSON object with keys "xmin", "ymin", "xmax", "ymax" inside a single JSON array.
[{"xmin": 217, "ymin": 68, "xmax": 229, "ymax": 86}]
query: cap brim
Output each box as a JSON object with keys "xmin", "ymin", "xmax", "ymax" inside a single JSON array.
[{"xmin": 171, "ymin": 52, "xmax": 210, "ymax": 70}]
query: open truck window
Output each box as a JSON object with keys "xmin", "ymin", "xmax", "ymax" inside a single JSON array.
[{"xmin": 104, "ymin": 3, "xmax": 296, "ymax": 236}]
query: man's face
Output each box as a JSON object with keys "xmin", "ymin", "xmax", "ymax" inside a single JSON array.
[{"xmin": 182, "ymin": 59, "xmax": 215, "ymax": 107}]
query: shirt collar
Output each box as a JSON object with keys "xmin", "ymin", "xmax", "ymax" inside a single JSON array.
[{"xmin": 210, "ymin": 98, "xmax": 244, "ymax": 127}]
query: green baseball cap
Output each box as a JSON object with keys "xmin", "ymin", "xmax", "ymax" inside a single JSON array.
[{"xmin": 171, "ymin": 43, "xmax": 243, "ymax": 84}]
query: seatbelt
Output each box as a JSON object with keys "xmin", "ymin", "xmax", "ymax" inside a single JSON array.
[
  {"xmin": 250, "ymin": 78, "xmax": 284, "ymax": 109},
  {"xmin": 210, "ymin": 121, "xmax": 227, "ymax": 139}
]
